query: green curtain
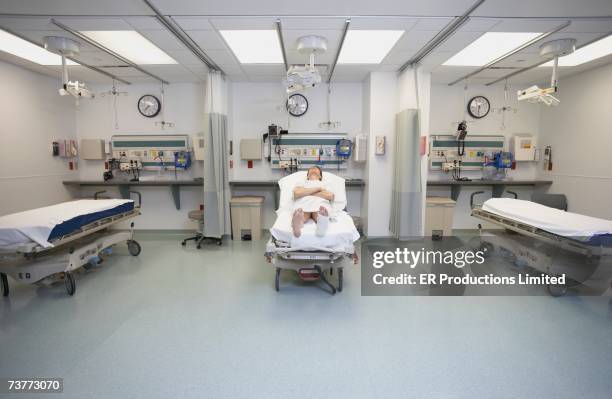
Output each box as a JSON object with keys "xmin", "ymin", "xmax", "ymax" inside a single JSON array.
[{"xmin": 390, "ymin": 108, "xmax": 422, "ymax": 240}]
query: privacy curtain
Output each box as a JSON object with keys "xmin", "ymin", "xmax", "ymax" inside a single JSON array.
[
  {"xmin": 390, "ymin": 109, "xmax": 422, "ymax": 240},
  {"xmin": 203, "ymin": 71, "xmax": 230, "ymax": 238}
]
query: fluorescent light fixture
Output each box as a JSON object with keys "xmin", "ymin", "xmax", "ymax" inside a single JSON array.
[
  {"xmin": 219, "ymin": 30, "xmax": 283, "ymax": 63},
  {"xmin": 337, "ymin": 30, "xmax": 404, "ymax": 64},
  {"xmin": 540, "ymin": 35, "xmax": 612, "ymax": 67},
  {"xmin": 443, "ymin": 32, "xmax": 542, "ymax": 66},
  {"xmin": 80, "ymin": 31, "xmax": 177, "ymax": 64},
  {"xmin": 0, "ymin": 29, "xmax": 77, "ymax": 65}
]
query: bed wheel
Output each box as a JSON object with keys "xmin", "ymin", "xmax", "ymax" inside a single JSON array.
[
  {"xmin": 127, "ymin": 240, "xmax": 141, "ymax": 256},
  {"xmin": 275, "ymin": 268, "xmax": 281, "ymax": 292},
  {"xmin": 338, "ymin": 268, "xmax": 343, "ymax": 292},
  {"xmin": 480, "ymin": 242, "xmax": 495, "ymax": 258},
  {"xmin": 217, "ymin": 239, "xmax": 222, "ymax": 246},
  {"xmin": 1, "ymin": 273, "xmax": 8, "ymax": 297},
  {"xmin": 65, "ymin": 272, "xmax": 76, "ymax": 296}
]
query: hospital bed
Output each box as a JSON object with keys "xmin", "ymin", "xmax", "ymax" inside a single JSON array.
[
  {"xmin": 470, "ymin": 193, "xmax": 612, "ymax": 296},
  {"xmin": 264, "ymin": 171, "xmax": 360, "ymax": 294},
  {"xmin": 0, "ymin": 195, "xmax": 142, "ymax": 296}
]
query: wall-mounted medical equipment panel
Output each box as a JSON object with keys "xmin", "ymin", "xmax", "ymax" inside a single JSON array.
[
  {"xmin": 269, "ymin": 134, "xmax": 350, "ymax": 170},
  {"xmin": 429, "ymin": 135, "xmax": 505, "ymax": 171},
  {"xmin": 80, "ymin": 139, "xmax": 106, "ymax": 160},
  {"xmin": 509, "ymin": 134, "xmax": 536, "ymax": 161},
  {"xmin": 110, "ymin": 134, "xmax": 191, "ymax": 171},
  {"xmin": 240, "ymin": 139, "xmax": 262, "ymax": 160}
]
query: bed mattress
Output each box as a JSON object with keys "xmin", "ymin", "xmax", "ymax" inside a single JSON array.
[
  {"xmin": 0, "ymin": 199, "xmax": 134, "ymax": 249},
  {"xmin": 481, "ymin": 198, "xmax": 612, "ymax": 245},
  {"xmin": 270, "ymin": 210, "xmax": 359, "ymax": 251}
]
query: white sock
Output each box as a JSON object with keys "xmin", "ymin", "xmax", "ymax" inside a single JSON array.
[{"xmin": 316, "ymin": 212, "xmax": 329, "ymax": 237}]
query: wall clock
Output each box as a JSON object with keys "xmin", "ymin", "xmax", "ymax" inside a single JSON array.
[
  {"xmin": 286, "ymin": 93, "xmax": 308, "ymax": 117},
  {"xmin": 467, "ymin": 96, "xmax": 490, "ymax": 119},
  {"xmin": 138, "ymin": 94, "xmax": 161, "ymax": 118}
]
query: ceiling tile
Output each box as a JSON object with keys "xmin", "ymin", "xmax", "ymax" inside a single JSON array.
[
  {"xmin": 458, "ymin": 18, "xmax": 502, "ymax": 32},
  {"xmin": 381, "ymin": 49, "xmax": 417, "ymax": 65},
  {"xmin": 53, "ymin": 18, "xmax": 132, "ymax": 31},
  {"xmin": 392, "ymin": 30, "xmax": 438, "ymax": 51},
  {"xmin": 0, "ymin": 17, "xmax": 62, "ymax": 31},
  {"xmin": 435, "ymin": 31, "xmax": 485, "ymax": 51},
  {"xmin": 564, "ymin": 20, "xmax": 612, "ymax": 33},
  {"xmin": 240, "ymin": 64, "xmax": 286, "ymax": 76},
  {"xmin": 226, "ymin": 73, "xmax": 249, "ymax": 82},
  {"xmin": 139, "ymin": 30, "xmax": 184, "ymax": 51},
  {"xmin": 184, "ymin": 30, "xmax": 228, "ymax": 51},
  {"xmin": 123, "ymin": 17, "xmax": 163, "ymax": 30},
  {"xmin": 348, "ymin": 17, "xmax": 419, "ymax": 30},
  {"xmin": 491, "ymin": 19, "xmax": 562, "ymax": 33},
  {"xmin": 208, "ymin": 18, "xmax": 277, "ymax": 30},
  {"xmin": 169, "ymin": 17, "xmax": 213, "ymax": 30},
  {"xmin": 164, "ymin": 49, "xmax": 204, "ymax": 65},
  {"xmin": 203, "ymin": 49, "xmax": 241, "ymax": 66},
  {"xmin": 412, "ymin": 18, "xmax": 454, "ymax": 31},
  {"xmin": 279, "ymin": 18, "xmax": 346, "ymax": 30}
]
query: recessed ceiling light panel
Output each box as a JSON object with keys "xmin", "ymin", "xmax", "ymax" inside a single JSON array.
[
  {"xmin": 443, "ymin": 32, "xmax": 542, "ymax": 66},
  {"xmin": 219, "ymin": 30, "xmax": 283, "ymax": 64},
  {"xmin": 80, "ymin": 31, "xmax": 177, "ymax": 65},
  {"xmin": 337, "ymin": 30, "xmax": 404, "ymax": 64},
  {"xmin": 0, "ymin": 29, "xmax": 78, "ymax": 65}
]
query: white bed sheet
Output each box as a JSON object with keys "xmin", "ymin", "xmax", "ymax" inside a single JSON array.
[
  {"xmin": 270, "ymin": 210, "xmax": 359, "ymax": 251},
  {"xmin": 0, "ymin": 199, "xmax": 134, "ymax": 249},
  {"xmin": 481, "ymin": 198, "xmax": 612, "ymax": 240}
]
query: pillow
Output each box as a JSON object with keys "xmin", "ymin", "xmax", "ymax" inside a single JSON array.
[{"xmin": 277, "ymin": 170, "xmax": 346, "ymax": 213}]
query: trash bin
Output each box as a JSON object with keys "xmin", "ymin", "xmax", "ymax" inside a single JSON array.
[
  {"xmin": 425, "ymin": 197, "xmax": 456, "ymax": 239},
  {"xmin": 230, "ymin": 196, "xmax": 265, "ymax": 240}
]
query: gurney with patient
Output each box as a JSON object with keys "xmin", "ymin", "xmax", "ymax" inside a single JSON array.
[{"xmin": 265, "ymin": 167, "xmax": 360, "ymax": 294}]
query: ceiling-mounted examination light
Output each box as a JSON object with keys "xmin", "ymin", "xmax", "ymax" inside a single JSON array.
[
  {"xmin": 44, "ymin": 36, "xmax": 94, "ymax": 103},
  {"xmin": 0, "ymin": 29, "xmax": 77, "ymax": 65},
  {"xmin": 517, "ymin": 38, "xmax": 576, "ymax": 106}
]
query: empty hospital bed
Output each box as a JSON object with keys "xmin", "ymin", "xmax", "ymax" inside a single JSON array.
[
  {"xmin": 0, "ymin": 196, "xmax": 142, "ymax": 296},
  {"xmin": 470, "ymin": 194, "xmax": 612, "ymax": 296},
  {"xmin": 264, "ymin": 171, "xmax": 359, "ymax": 294}
]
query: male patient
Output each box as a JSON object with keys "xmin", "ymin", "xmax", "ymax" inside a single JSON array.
[{"xmin": 292, "ymin": 166, "xmax": 334, "ymax": 238}]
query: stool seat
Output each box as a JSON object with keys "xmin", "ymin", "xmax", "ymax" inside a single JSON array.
[{"xmin": 188, "ymin": 210, "xmax": 204, "ymax": 221}]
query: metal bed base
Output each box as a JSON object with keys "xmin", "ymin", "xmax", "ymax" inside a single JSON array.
[
  {"xmin": 0, "ymin": 209, "xmax": 141, "ymax": 297},
  {"xmin": 265, "ymin": 238, "xmax": 355, "ymax": 295},
  {"xmin": 471, "ymin": 207, "xmax": 612, "ymax": 296}
]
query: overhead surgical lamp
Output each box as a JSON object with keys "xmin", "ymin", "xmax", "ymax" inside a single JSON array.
[
  {"xmin": 43, "ymin": 36, "xmax": 95, "ymax": 102},
  {"xmin": 517, "ymin": 38, "xmax": 576, "ymax": 106}
]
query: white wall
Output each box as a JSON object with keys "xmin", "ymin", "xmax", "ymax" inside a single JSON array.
[
  {"xmin": 361, "ymin": 72, "xmax": 398, "ymax": 237},
  {"xmin": 538, "ymin": 63, "xmax": 612, "ymax": 219},
  {"xmin": 74, "ymin": 82, "xmax": 206, "ymax": 230},
  {"xmin": 428, "ymin": 83, "xmax": 542, "ymax": 229},
  {"xmin": 0, "ymin": 60, "xmax": 78, "ymax": 216},
  {"xmin": 228, "ymin": 82, "xmax": 365, "ymax": 228}
]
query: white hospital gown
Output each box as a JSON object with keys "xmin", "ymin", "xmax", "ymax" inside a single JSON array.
[{"xmin": 293, "ymin": 179, "xmax": 332, "ymax": 213}]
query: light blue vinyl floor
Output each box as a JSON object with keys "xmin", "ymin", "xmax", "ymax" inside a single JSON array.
[{"xmin": 1, "ymin": 233, "xmax": 611, "ymax": 399}]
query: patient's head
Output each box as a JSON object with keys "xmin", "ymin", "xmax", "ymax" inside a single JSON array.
[{"xmin": 307, "ymin": 166, "xmax": 322, "ymax": 181}]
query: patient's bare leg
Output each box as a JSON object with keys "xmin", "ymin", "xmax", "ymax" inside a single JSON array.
[
  {"xmin": 315, "ymin": 206, "xmax": 330, "ymax": 237},
  {"xmin": 292, "ymin": 208, "xmax": 305, "ymax": 237}
]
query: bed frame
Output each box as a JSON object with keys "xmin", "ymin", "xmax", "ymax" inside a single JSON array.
[
  {"xmin": 0, "ymin": 199, "xmax": 142, "ymax": 297},
  {"xmin": 470, "ymin": 193, "xmax": 612, "ymax": 296},
  {"xmin": 265, "ymin": 237, "xmax": 357, "ymax": 295}
]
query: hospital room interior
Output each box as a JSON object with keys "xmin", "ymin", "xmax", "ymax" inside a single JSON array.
[{"xmin": 1, "ymin": 0, "xmax": 611, "ymax": 397}]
